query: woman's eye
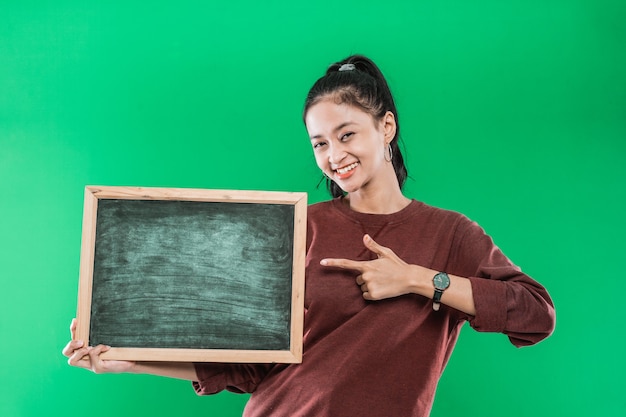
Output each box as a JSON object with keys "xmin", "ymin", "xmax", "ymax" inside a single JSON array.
[
  {"xmin": 340, "ymin": 132, "xmax": 354, "ymax": 141},
  {"xmin": 313, "ymin": 141, "xmax": 326, "ymax": 149}
]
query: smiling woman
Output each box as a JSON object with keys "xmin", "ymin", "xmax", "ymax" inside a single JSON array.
[
  {"xmin": 303, "ymin": 56, "xmax": 408, "ymax": 204},
  {"xmin": 306, "ymin": 101, "xmax": 399, "ymax": 208},
  {"xmin": 191, "ymin": 55, "xmax": 556, "ymax": 416},
  {"xmin": 63, "ymin": 55, "xmax": 556, "ymax": 417}
]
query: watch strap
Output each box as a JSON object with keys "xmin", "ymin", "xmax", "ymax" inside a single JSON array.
[{"xmin": 432, "ymin": 289, "xmax": 443, "ymax": 311}]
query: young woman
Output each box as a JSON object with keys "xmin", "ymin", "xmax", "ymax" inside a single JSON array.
[{"xmin": 63, "ymin": 55, "xmax": 555, "ymax": 416}]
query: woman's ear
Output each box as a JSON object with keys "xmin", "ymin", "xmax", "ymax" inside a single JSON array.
[{"xmin": 382, "ymin": 111, "xmax": 397, "ymax": 143}]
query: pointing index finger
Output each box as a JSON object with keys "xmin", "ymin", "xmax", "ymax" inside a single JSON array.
[{"xmin": 320, "ymin": 258, "xmax": 365, "ymax": 272}]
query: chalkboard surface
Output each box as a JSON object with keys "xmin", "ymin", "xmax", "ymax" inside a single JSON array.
[
  {"xmin": 91, "ymin": 199, "xmax": 294, "ymax": 350},
  {"xmin": 76, "ymin": 186, "xmax": 306, "ymax": 362}
]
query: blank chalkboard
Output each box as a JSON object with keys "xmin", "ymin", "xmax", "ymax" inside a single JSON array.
[{"xmin": 76, "ymin": 186, "xmax": 307, "ymax": 363}]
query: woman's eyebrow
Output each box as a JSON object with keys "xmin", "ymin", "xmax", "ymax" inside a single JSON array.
[{"xmin": 310, "ymin": 121, "xmax": 357, "ymax": 140}]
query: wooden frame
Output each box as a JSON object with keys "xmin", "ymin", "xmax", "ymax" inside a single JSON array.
[{"xmin": 76, "ymin": 186, "xmax": 307, "ymax": 363}]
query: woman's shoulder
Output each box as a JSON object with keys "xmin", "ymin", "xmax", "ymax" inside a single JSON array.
[
  {"xmin": 411, "ymin": 200, "xmax": 473, "ymax": 224},
  {"xmin": 307, "ymin": 199, "xmax": 335, "ymax": 212},
  {"xmin": 409, "ymin": 201, "xmax": 495, "ymax": 245}
]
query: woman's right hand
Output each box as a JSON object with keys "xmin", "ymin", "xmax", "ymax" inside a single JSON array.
[{"xmin": 62, "ymin": 318, "xmax": 136, "ymax": 374}]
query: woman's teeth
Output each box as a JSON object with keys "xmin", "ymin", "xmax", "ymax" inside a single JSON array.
[{"xmin": 336, "ymin": 162, "xmax": 359, "ymax": 174}]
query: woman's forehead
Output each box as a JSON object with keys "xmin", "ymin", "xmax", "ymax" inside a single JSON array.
[{"xmin": 306, "ymin": 100, "xmax": 375, "ymax": 130}]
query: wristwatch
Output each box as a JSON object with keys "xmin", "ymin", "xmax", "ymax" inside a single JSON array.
[{"xmin": 432, "ymin": 272, "xmax": 450, "ymax": 311}]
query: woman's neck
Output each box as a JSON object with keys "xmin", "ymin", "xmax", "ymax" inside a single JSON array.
[{"xmin": 344, "ymin": 186, "xmax": 410, "ymax": 214}]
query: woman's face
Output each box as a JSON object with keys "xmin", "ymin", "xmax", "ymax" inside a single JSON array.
[{"xmin": 305, "ymin": 99, "xmax": 396, "ymax": 195}]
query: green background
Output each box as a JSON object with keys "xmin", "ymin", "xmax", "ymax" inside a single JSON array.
[{"xmin": 1, "ymin": 1, "xmax": 624, "ymax": 416}]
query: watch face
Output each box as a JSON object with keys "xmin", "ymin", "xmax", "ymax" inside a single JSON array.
[{"xmin": 433, "ymin": 272, "xmax": 450, "ymax": 290}]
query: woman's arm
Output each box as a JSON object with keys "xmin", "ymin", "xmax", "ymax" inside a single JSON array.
[
  {"xmin": 407, "ymin": 264, "xmax": 476, "ymax": 316},
  {"xmin": 321, "ymin": 234, "xmax": 477, "ymax": 315},
  {"xmin": 321, "ymin": 232, "xmax": 555, "ymax": 347},
  {"xmin": 132, "ymin": 361, "xmax": 197, "ymax": 380}
]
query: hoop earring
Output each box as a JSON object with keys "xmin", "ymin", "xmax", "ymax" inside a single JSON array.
[{"xmin": 384, "ymin": 143, "xmax": 393, "ymax": 162}]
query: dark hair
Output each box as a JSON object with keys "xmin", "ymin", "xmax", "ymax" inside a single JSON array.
[{"xmin": 303, "ymin": 54, "xmax": 408, "ymax": 198}]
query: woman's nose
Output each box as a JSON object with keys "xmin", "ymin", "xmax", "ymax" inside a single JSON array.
[{"xmin": 328, "ymin": 144, "xmax": 346, "ymax": 165}]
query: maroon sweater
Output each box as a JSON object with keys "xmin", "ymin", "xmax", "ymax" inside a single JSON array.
[{"xmin": 193, "ymin": 199, "xmax": 555, "ymax": 416}]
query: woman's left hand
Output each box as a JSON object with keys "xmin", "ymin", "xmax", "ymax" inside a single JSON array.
[{"xmin": 320, "ymin": 234, "xmax": 420, "ymax": 300}]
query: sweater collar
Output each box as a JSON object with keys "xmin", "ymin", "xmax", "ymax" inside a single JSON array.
[{"xmin": 330, "ymin": 197, "xmax": 422, "ymax": 226}]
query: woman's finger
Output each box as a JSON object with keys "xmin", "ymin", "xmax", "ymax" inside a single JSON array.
[
  {"xmin": 62, "ymin": 339, "xmax": 84, "ymax": 358},
  {"xmin": 320, "ymin": 257, "xmax": 365, "ymax": 272},
  {"xmin": 362, "ymin": 234, "xmax": 391, "ymax": 258},
  {"xmin": 87, "ymin": 345, "xmax": 111, "ymax": 373},
  {"xmin": 67, "ymin": 346, "xmax": 91, "ymax": 368},
  {"xmin": 356, "ymin": 275, "xmax": 364, "ymax": 286},
  {"xmin": 69, "ymin": 318, "xmax": 77, "ymax": 340}
]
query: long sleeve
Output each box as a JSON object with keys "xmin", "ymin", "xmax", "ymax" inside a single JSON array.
[
  {"xmin": 192, "ymin": 363, "xmax": 275, "ymax": 395},
  {"xmin": 450, "ymin": 217, "xmax": 556, "ymax": 347}
]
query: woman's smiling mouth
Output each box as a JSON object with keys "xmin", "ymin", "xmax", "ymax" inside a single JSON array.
[{"xmin": 335, "ymin": 162, "xmax": 359, "ymax": 179}]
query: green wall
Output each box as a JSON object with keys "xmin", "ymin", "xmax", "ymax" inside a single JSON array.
[{"xmin": 1, "ymin": 1, "xmax": 624, "ymax": 416}]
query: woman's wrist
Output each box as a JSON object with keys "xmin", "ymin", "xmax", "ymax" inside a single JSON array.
[
  {"xmin": 408, "ymin": 265, "xmax": 435, "ymax": 298},
  {"xmin": 129, "ymin": 361, "xmax": 144, "ymax": 374}
]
